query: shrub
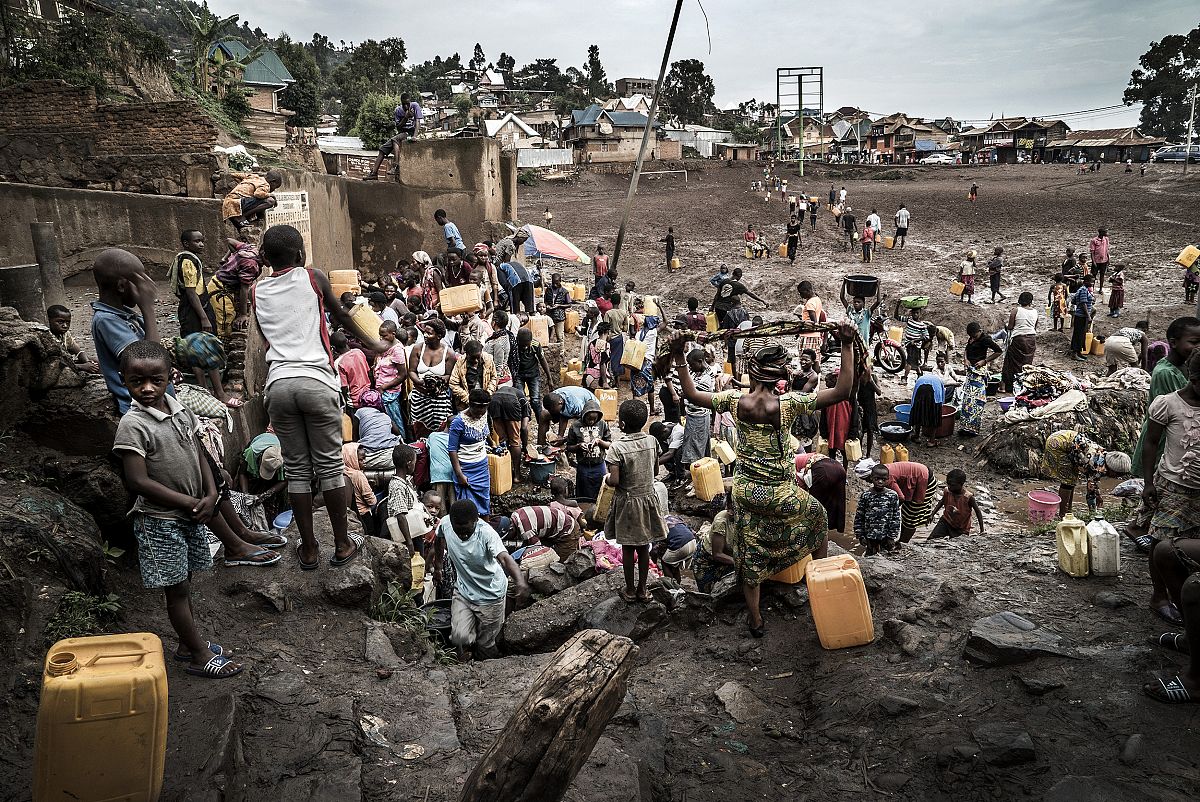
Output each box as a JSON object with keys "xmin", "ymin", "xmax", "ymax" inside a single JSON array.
[{"xmin": 352, "ymin": 93, "xmax": 404, "ymax": 151}]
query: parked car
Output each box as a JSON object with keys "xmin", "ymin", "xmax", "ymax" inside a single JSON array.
[
  {"xmin": 1152, "ymin": 144, "xmax": 1200, "ymax": 163},
  {"xmin": 918, "ymin": 153, "xmax": 955, "ymax": 165}
]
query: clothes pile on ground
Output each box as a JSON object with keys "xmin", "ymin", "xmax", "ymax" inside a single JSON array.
[{"xmin": 978, "ymin": 365, "xmax": 1149, "ymax": 477}]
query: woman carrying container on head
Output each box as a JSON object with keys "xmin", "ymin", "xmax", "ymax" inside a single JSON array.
[{"xmin": 669, "ymin": 325, "xmax": 858, "ymax": 638}]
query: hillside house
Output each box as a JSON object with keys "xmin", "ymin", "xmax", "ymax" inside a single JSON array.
[
  {"xmin": 615, "ymin": 77, "xmax": 656, "ymax": 96},
  {"xmin": 564, "ymin": 104, "xmax": 681, "ymax": 163},
  {"xmin": 484, "ymin": 113, "xmax": 543, "ymax": 150},
  {"xmin": 603, "ymin": 95, "xmax": 653, "ymax": 117},
  {"xmin": 206, "ymin": 40, "xmax": 295, "ymax": 151},
  {"xmin": 957, "ymin": 117, "xmax": 1072, "ymax": 163}
]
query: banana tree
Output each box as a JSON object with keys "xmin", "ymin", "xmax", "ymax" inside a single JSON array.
[{"xmin": 171, "ymin": 2, "xmax": 241, "ymax": 88}]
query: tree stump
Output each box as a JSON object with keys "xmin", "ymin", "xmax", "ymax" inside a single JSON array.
[{"xmin": 458, "ymin": 629, "xmax": 638, "ymax": 802}]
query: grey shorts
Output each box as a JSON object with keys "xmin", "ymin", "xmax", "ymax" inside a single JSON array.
[
  {"xmin": 134, "ymin": 514, "xmax": 212, "ymax": 588},
  {"xmin": 265, "ymin": 377, "xmax": 347, "ymax": 494},
  {"xmin": 450, "ymin": 592, "xmax": 506, "ymax": 657}
]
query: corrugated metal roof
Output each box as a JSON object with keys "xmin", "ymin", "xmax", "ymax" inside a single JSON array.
[
  {"xmin": 211, "ymin": 40, "xmax": 295, "ymax": 87},
  {"xmin": 567, "ymin": 104, "xmax": 659, "ymax": 130}
]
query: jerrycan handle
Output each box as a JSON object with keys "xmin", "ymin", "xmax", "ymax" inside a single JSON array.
[{"xmin": 86, "ymin": 650, "xmax": 152, "ymax": 667}]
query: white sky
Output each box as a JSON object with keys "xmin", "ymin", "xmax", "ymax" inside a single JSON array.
[{"xmin": 210, "ymin": 0, "xmax": 1197, "ymax": 128}]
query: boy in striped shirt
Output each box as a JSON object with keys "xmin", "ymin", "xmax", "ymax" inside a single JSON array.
[{"xmin": 893, "ymin": 300, "xmax": 932, "ymax": 384}]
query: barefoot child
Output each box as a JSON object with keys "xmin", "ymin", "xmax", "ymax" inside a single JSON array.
[
  {"xmin": 112, "ymin": 340, "xmax": 241, "ymax": 678},
  {"xmin": 1107, "ymin": 264, "xmax": 1126, "ymax": 318},
  {"xmin": 930, "ymin": 468, "xmax": 985, "ymax": 538},
  {"xmin": 854, "ymin": 464, "xmax": 901, "ymax": 555},
  {"xmin": 46, "ymin": 305, "xmax": 100, "ymax": 374},
  {"xmin": 433, "ymin": 500, "xmax": 529, "ymax": 661},
  {"xmin": 1048, "ymin": 274, "xmax": 1069, "ymax": 332},
  {"xmin": 605, "ymin": 400, "xmax": 666, "ymax": 602}
]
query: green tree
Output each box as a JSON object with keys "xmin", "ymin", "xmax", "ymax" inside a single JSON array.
[
  {"xmin": 454, "ymin": 93, "xmax": 473, "ymax": 125},
  {"xmin": 730, "ymin": 123, "xmax": 761, "ymax": 144},
  {"xmin": 274, "ymin": 34, "xmax": 321, "ymax": 127},
  {"xmin": 515, "ymin": 58, "xmax": 567, "ymax": 93},
  {"xmin": 352, "ymin": 92, "xmax": 403, "ymax": 149},
  {"xmin": 171, "ymin": 2, "xmax": 242, "ymax": 88},
  {"xmin": 469, "ymin": 43, "xmax": 486, "ymax": 72},
  {"xmin": 496, "ymin": 52, "xmax": 516, "ymax": 73},
  {"xmin": 584, "ymin": 44, "xmax": 610, "ymax": 99},
  {"xmin": 221, "ymin": 82, "xmax": 252, "ymax": 124},
  {"xmin": 661, "ymin": 58, "xmax": 716, "ymax": 125},
  {"xmin": 1124, "ymin": 24, "xmax": 1200, "ymax": 140},
  {"xmin": 308, "ymin": 32, "xmax": 335, "ymax": 75},
  {"xmin": 329, "ymin": 36, "xmax": 409, "ymax": 133}
]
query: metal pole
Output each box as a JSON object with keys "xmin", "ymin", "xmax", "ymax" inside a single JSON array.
[
  {"xmin": 610, "ymin": 0, "xmax": 684, "ymax": 272},
  {"xmin": 797, "ymin": 76, "xmax": 804, "ymax": 177},
  {"xmin": 775, "ymin": 70, "xmax": 782, "ymax": 162},
  {"xmin": 1184, "ymin": 83, "xmax": 1197, "ymax": 177}
]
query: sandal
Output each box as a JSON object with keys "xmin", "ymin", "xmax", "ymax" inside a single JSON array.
[
  {"xmin": 618, "ymin": 588, "xmax": 637, "ymax": 603},
  {"xmin": 174, "ymin": 641, "xmax": 225, "ymax": 662},
  {"xmin": 330, "ymin": 533, "xmax": 365, "ymax": 567},
  {"xmin": 1152, "ymin": 601, "xmax": 1184, "ymax": 627},
  {"xmin": 185, "ymin": 653, "xmax": 244, "ymax": 679},
  {"xmin": 748, "ymin": 619, "xmax": 766, "ymax": 639},
  {"xmin": 1144, "ymin": 675, "xmax": 1198, "ymax": 704},
  {"xmin": 225, "ymin": 397, "xmax": 245, "ymax": 409},
  {"xmin": 298, "ymin": 544, "xmax": 320, "ymax": 571},
  {"xmin": 1126, "ymin": 531, "xmax": 1154, "ymax": 553},
  {"xmin": 636, "ymin": 591, "xmax": 653, "ymax": 604},
  {"xmin": 1151, "ymin": 632, "xmax": 1190, "ymax": 655},
  {"xmin": 249, "ymin": 531, "xmax": 288, "ymax": 549},
  {"xmin": 224, "ymin": 549, "xmax": 282, "ymax": 567}
]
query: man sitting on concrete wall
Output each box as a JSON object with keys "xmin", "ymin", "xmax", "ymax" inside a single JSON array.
[{"xmin": 363, "ymin": 93, "xmax": 424, "ymax": 182}]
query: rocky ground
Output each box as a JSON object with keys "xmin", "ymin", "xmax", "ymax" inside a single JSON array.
[{"xmin": 1, "ymin": 163, "xmax": 1198, "ymax": 801}]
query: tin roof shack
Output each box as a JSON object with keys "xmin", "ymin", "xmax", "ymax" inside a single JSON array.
[
  {"xmin": 958, "ymin": 118, "xmax": 1071, "ymax": 163},
  {"xmin": 664, "ymin": 124, "xmax": 731, "ymax": 158},
  {"xmin": 1043, "ymin": 128, "xmax": 1167, "ymax": 163},
  {"xmin": 317, "ymin": 135, "xmax": 378, "ymax": 179},
  {"xmin": 714, "ymin": 142, "xmax": 759, "ymax": 161},
  {"xmin": 564, "ymin": 105, "xmax": 680, "ymax": 163}
]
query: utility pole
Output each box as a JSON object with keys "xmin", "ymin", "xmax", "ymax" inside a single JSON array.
[
  {"xmin": 610, "ymin": 0, "xmax": 684, "ymax": 273},
  {"xmin": 1184, "ymin": 82, "xmax": 1197, "ymax": 176}
]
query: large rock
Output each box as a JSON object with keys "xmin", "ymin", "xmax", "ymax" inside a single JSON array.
[
  {"xmin": 963, "ymin": 611, "xmax": 1072, "ymax": 666},
  {"xmin": 42, "ymin": 456, "xmax": 130, "ymax": 540},
  {"xmin": 321, "ymin": 560, "xmax": 379, "ymax": 608},
  {"xmin": 527, "ymin": 561, "xmax": 574, "ymax": 596},
  {"xmin": 0, "ymin": 481, "xmax": 105, "ymax": 593},
  {"xmin": 564, "ymin": 548, "xmax": 598, "ymax": 582},
  {"xmin": 1043, "ymin": 776, "xmax": 1161, "ymax": 802},
  {"xmin": 501, "ymin": 571, "xmax": 624, "ymax": 654},
  {"xmin": 973, "ymin": 722, "xmax": 1036, "ymax": 766},
  {"xmin": 715, "ymin": 681, "xmax": 769, "ymax": 724},
  {"xmin": 366, "ymin": 536, "xmax": 411, "ymax": 594},
  {"xmin": 578, "ymin": 595, "xmax": 669, "ymax": 641},
  {"xmin": 25, "ymin": 382, "xmax": 119, "ymax": 458}
]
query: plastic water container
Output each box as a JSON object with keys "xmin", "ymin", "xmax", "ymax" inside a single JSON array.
[
  {"xmin": 1056, "ymin": 513, "xmax": 1089, "ymax": 577},
  {"xmin": 643, "ymin": 296, "xmax": 661, "ymax": 316},
  {"xmin": 528, "ymin": 458, "xmax": 556, "ymax": 486},
  {"xmin": 690, "ymin": 457, "xmax": 724, "ymax": 501},
  {"xmin": 1177, "ymin": 245, "xmax": 1200, "ymax": 268},
  {"xmin": 888, "ymin": 325, "xmax": 903, "ymax": 343},
  {"xmin": 1081, "ymin": 331, "xmax": 1094, "ymax": 356},
  {"xmin": 1087, "ymin": 514, "xmax": 1120, "ymax": 576},
  {"xmin": 330, "ymin": 269, "xmax": 360, "ymax": 286},
  {"xmin": 880, "ymin": 444, "xmax": 894, "ymax": 464},
  {"xmin": 710, "ymin": 438, "xmax": 736, "ymax": 465},
  {"xmin": 621, "ymin": 338, "xmax": 648, "ymax": 369},
  {"xmin": 894, "ymin": 444, "xmax": 909, "ymax": 462},
  {"xmin": 597, "ymin": 388, "xmax": 618, "ymax": 421},
  {"xmin": 342, "ymin": 413, "xmax": 354, "ymax": 443},
  {"xmin": 893, "ymin": 403, "xmax": 912, "ymax": 424},
  {"xmin": 565, "ymin": 308, "xmax": 581, "ymax": 333},
  {"xmin": 570, "ymin": 283, "xmax": 586, "ymax": 301},
  {"xmin": 593, "ymin": 481, "xmax": 615, "ymax": 522},
  {"xmin": 806, "ymin": 556, "xmax": 875, "ymax": 649},
  {"xmin": 883, "ymin": 236, "xmax": 895, "ymax": 249},
  {"xmin": 526, "ymin": 316, "xmax": 549, "ymax": 344},
  {"xmin": 488, "ymin": 451, "xmax": 512, "ymax": 495},
  {"xmin": 34, "ymin": 633, "xmax": 168, "ymax": 801},
  {"xmin": 331, "ymin": 282, "xmax": 360, "ymax": 298},
  {"xmin": 1091, "ymin": 337, "xmax": 1105, "ymax": 356},
  {"xmin": 441, "ymin": 284, "xmax": 482, "ymax": 316},
  {"xmin": 346, "ymin": 303, "xmax": 383, "ymax": 343},
  {"xmin": 706, "ymin": 312, "xmax": 718, "ymax": 332},
  {"xmin": 670, "ymin": 257, "xmax": 682, "ymax": 271},
  {"xmin": 1027, "ymin": 490, "xmax": 1060, "ymax": 523},
  {"xmin": 411, "ymin": 553, "xmax": 426, "ymax": 590},
  {"xmin": 844, "ymin": 439, "xmax": 863, "ymax": 461},
  {"xmin": 769, "ymin": 554, "xmax": 812, "ymax": 584},
  {"xmin": 778, "ymin": 243, "xmax": 788, "ymax": 257},
  {"xmin": 568, "ymin": 358, "xmax": 583, "ymax": 373},
  {"xmin": 561, "ymin": 370, "xmax": 582, "ymax": 387}
]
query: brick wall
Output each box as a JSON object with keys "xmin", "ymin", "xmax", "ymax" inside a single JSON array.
[
  {"xmin": 0, "ymin": 80, "xmax": 221, "ymax": 195},
  {"xmin": 246, "ymin": 86, "xmax": 277, "ymax": 113}
]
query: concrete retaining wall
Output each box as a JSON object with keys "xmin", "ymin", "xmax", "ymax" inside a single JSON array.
[{"xmin": 0, "ymin": 182, "xmax": 223, "ymax": 277}]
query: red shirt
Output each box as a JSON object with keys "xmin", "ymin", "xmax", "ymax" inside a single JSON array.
[
  {"xmin": 596, "ymin": 297, "xmax": 613, "ymax": 314},
  {"xmin": 593, "ymin": 254, "xmax": 609, "ymax": 277},
  {"xmin": 886, "ymin": 461, "xmax": 930, "ymax": 502},
  {"xmin": 335, "ymin": 348, "xmax": 372, "ymax": 403}
]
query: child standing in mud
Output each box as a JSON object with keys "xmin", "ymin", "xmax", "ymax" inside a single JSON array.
[
  {"xmin": 854, "ymin": 464, "xmax": 901, "ymax": 555},
  {"xmin": 1048, "ymin": 274, "xmax": 1069, "ymax": 332}
]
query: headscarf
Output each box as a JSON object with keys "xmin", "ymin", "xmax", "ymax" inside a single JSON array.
[
  {"xmin": 748, "ymin": 343, "xmax": 791, "ymax": 384},
  {"xmin": 495, "ymin": 239, "xmax": 517, "ymax": 262},
  {"xmin": 341, "ymin": 443, "xmax": 376, "ymax": 516},
  {"xmin": 164, "ymin": 332, "xmax": 226, "ymax": 372},
  {"xmin": 472, "ymin": 242, "xmax": 490, "ymax": 259},
  {"xmin": 412, "ymin": 251, "xmax": 433, "ymax": 270}
]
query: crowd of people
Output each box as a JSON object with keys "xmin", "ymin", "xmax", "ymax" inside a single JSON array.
[{"xmin": 65, "ymin": 163, "xmax": 1200, "ymax": 703}]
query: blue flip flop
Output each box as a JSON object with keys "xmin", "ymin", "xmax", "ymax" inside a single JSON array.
[{"xmin": 224, "ymin": 549, "xmax": 282, "ymax": 567}]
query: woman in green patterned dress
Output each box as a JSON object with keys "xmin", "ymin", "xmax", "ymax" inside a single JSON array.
[{"xmin": 670, "ymin": 325, "xmax": 858, "ymax": 637}]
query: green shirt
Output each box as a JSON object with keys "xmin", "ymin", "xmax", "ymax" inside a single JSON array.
[{"xmin": 1132, "ymin": 358, "xmax": 1187, "ymax": 475}]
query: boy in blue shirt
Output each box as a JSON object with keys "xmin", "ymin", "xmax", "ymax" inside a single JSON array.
[
  {"xmin": 433, "ymin": 500, "xmax": 529, "ymax": 660},
  {"xmin": 435, "ymin": 208, "xmax": 465, "ymax": 255},
  {"xmin": 89, "ymin": 248, "xmax": 162, "ymax": 414}
]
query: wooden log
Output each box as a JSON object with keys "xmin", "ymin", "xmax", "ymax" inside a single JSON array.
[{"xmin": 459, "ymin": 629, "xmax": 638, "ymax": 802}]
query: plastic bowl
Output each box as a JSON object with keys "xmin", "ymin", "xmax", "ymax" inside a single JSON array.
[
  {"xmin": 998, "ymin": 396, "xmax": 1016, "ymax": 412},
  {"xmin": 272, "ymin": 510, "xmax": 294, "ymax": 530},
  {"xmin": 894, "ymin": 403, "xmax": 912, "ymax": 424},
  {"xmin": 900, "ymin": 295, "xmax": 930, "ymax": 309},
  {"xmin": 844, "ymin": 274, "xmax": 879, "ymax": 298}
]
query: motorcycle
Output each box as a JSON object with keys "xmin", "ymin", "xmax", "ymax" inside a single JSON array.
[{"xmin": 871, "ymin": 313, "xmax": 905, "ymax": 375}]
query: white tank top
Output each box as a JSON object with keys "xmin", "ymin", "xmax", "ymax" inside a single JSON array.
[
  {"xmin": 1011, "ymin": 305, "xmax": 1039, "ymax": 337},
  {"xmin": 417, "ymin": 343, "xmax": 449, "ymax": 378},
  {"xmin": 252, "ymin": 267, "xmax": 339, "ymax": 390}
]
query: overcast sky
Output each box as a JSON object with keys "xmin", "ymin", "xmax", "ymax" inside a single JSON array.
[{"xmin": 209, "ymin": 0, "xmax": 1195, "ymax": 128}]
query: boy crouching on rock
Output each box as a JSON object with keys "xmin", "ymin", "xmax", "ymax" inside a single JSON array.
[{"xmin": 112, "ymin": 340, "xmax": 242, "ymax": 679}]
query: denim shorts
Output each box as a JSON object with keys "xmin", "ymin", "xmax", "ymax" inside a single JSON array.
[{"xmin": 134, "ymin": 514, "xmax": 212, "ymax": 588}]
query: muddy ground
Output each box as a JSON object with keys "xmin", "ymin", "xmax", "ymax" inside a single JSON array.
[{"xmin": 2, "ymin": 163, "xmax": 1199, "ymax": 802}]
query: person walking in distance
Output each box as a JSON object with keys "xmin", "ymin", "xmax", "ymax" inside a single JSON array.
[
  {"xmin": 894, "ymin": 204, "xmax": 910, "ymax": 249},
  {"xmin": 663, "ymin": 227, "xmax": 676, "ymax": 271},
  {"xmin": 786, "ymin": 214, "xmax": 803, "ymax": 265}
]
